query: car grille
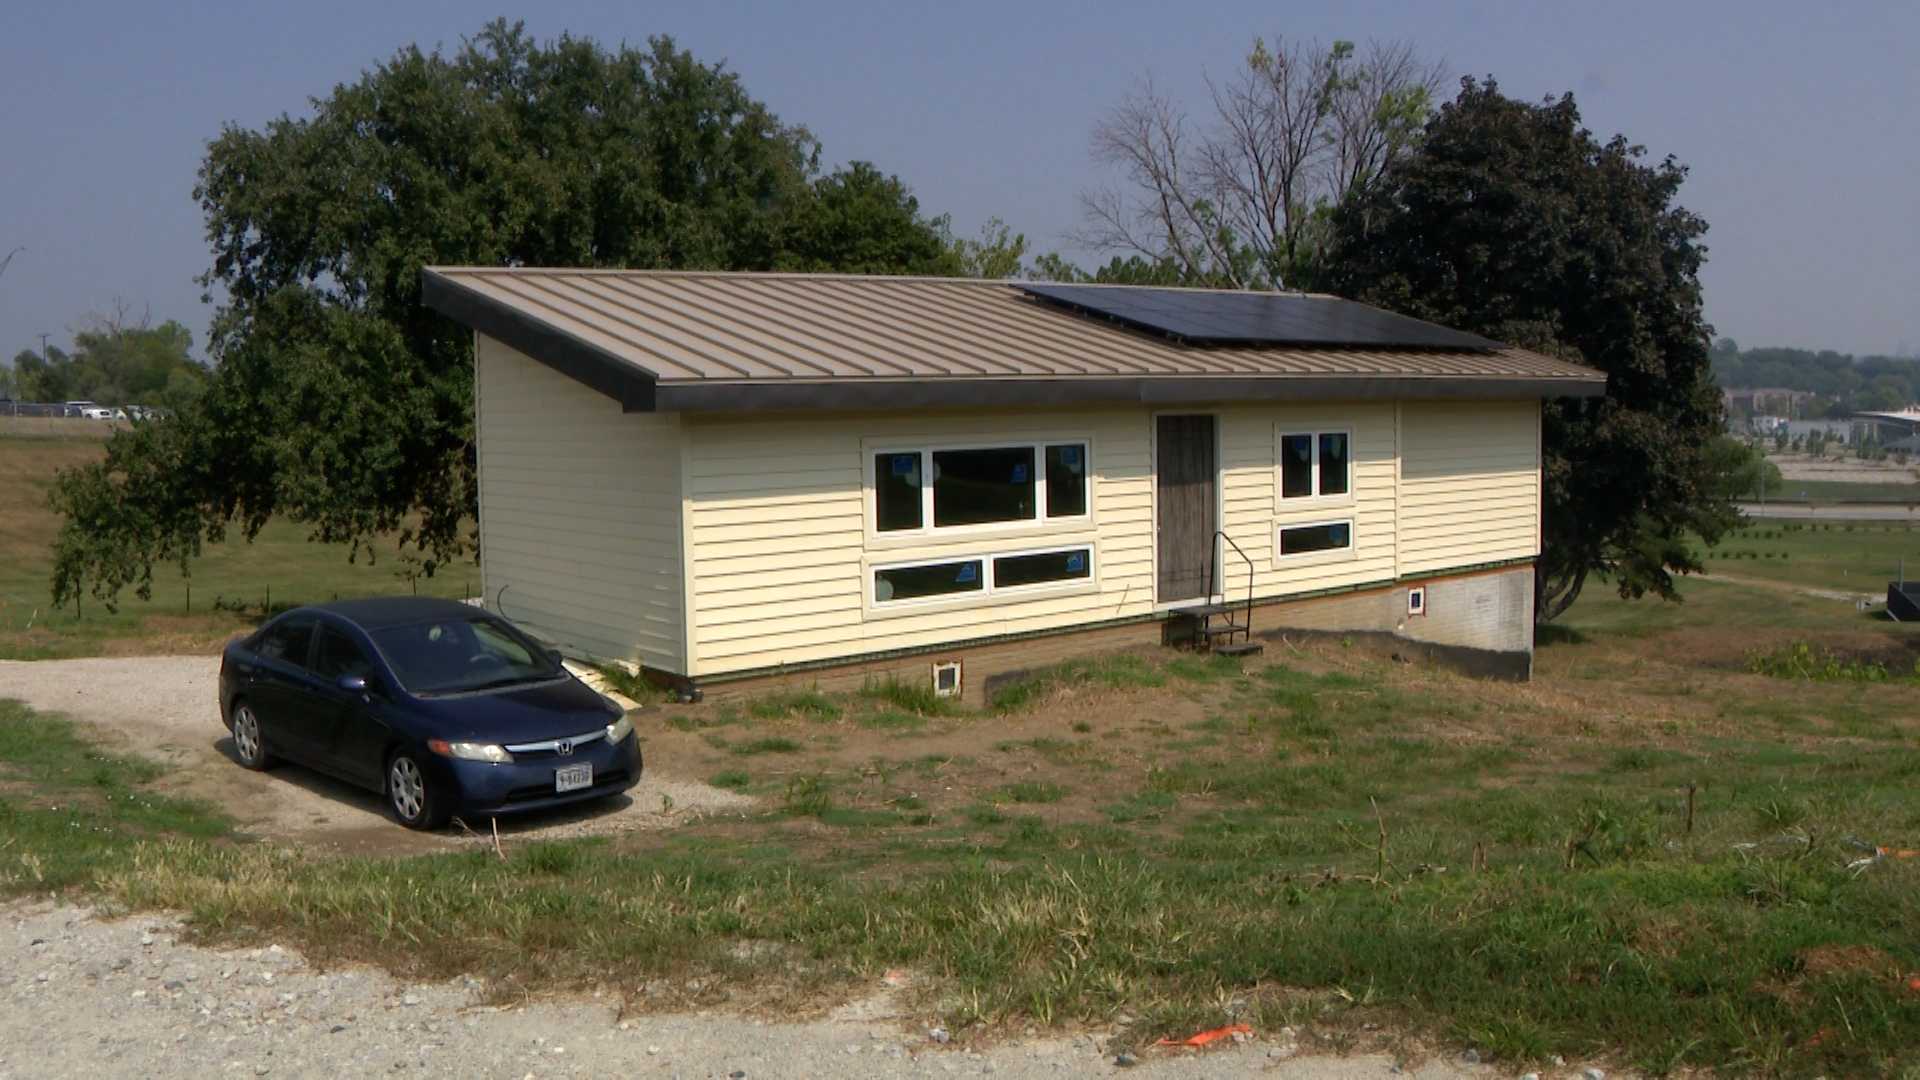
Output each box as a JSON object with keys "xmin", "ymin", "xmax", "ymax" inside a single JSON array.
[{"xmin": 503, "ymin": 728, "xmax": 608, "ymax": 761}]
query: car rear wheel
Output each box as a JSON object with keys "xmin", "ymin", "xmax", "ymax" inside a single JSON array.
[
  {"xmin": 230, "ymin": 702, "xmax": 274, "ymax": 770},
  {"xmin": 386, "ymin": 751, "xmax": 449, "ymax": 830}
]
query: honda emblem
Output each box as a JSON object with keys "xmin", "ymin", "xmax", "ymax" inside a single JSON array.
[{"xmin": 555, "ymin": 739, "xmax": 574, "ymax": 757}]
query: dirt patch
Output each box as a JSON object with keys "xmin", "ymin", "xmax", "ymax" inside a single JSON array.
[
  {"xmin": 1798, "ymin": 944, "xmax": 1898, "ymax": 980},
  {"xmin": 0, "ymin": 655, "xmax": 753, "ymax": 856}
]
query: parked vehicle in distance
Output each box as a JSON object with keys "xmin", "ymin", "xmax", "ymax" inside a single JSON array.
[
  {"xmin": 63, "ymin": 400, "xmax": 97, "ymax": 418},
  {"xmin": 218, "ymin": 597, "xmax": 641, "ymax": 829},
  {"xmin": 81, "ymin": 407, "xmax": 116, "ymax": 420}
]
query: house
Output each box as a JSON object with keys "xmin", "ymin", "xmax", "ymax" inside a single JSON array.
[{"xmin": 421, "ymin": 268, "xmax": 1606, "ymax": 702}]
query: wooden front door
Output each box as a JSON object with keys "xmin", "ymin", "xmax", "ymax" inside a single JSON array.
[{"xmin": 1155, "ymin": 414, "xmax": 1217, "ymax": 603}]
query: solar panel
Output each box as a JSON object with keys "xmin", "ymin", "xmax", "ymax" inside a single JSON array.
[{"xmin": 1019, "ymin": 284, "xmax": 1499, "ymax": 351}]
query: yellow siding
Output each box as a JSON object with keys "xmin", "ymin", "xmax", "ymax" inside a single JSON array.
[
  {"xmin": 475, "ymin": 335, "xmax": 685, "ymax": 670},
  {"xmin": 684, "ymin": 408, "xmax": 1154, "ymax": 675},
  {"xmin": 1398, "ymin": 401, "xmax": 1541, "ymax": 575}
]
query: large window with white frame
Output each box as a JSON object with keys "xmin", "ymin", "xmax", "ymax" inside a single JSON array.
[
  {"xmin": 1277, "ymin": 428, "xmax": 1351, "ymax": 502},
  {"xmin": 871, "ymin": 544, "xmax": 1094, "ymax": 607},
  {"xmin": 1276, "ymin": 519, "xmax": 1353, "ymax": 559},
  {"xmin": 871, "ymin": 439, "xmax": 1090, "ymax": 535}
]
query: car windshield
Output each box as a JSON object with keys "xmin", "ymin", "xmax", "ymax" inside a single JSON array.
[{"xmin": 367, "ymin": 615, "xmax": 562, "ymax": 695}]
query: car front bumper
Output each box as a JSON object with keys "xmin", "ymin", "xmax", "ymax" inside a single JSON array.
[{"xmin": 441, "ymin": 732, "xmax": 643, "ymax": 817}]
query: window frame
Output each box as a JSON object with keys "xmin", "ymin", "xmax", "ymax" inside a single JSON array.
[
  {"xmin": 1274, "ymin": 425, "xmax": 1355, "ymax": 508},
  {"xmin": 866, "ymin": 542, "xmax": 1099, "ymax": 613},
  {"xmin": 865, "ymin": 435, "xmax": 1094, "ymax": 545},
  {"xmin": 1274, "ymin": 517, "xmax": 1358, "ymax": 566}
]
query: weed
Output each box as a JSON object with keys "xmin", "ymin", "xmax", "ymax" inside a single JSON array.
[
  {"xmin": 988, "ymin": 653, "xmax": 1166, "ymax": 711},
  {"xmin": 858, "ymin": 676, "xmax": 958, "ymax": 717},
  {"xmin": 745, "ymin": 688, "xmax": 842, "ymax": 722},
  {"xmin": 999, "ymin": 781, "xmax": 1067, "ymax": 804},
  {"xmin": 781, "ymin": 775, "xmax": 834, "ymax": 817},
  {"xmin": 709, "ymin": 770, "xmax": 751, "ymax": 790},
  {"xmin": 729, "ymin": 737, "xmax": 802, "ymax": 757}
]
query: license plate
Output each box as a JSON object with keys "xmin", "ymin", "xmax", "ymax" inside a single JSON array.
[{"xmin": 555, "ymin": 763, "xmax": 593, "ymax": 793}]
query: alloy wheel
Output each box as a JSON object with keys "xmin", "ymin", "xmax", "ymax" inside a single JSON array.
[
  {"xmin": 233, "ymin": 705, "xmax": 262, "ymax": 765},
  {"xmin": 389, "ymin": 756, "xmax": 426, "ymax": 822}
]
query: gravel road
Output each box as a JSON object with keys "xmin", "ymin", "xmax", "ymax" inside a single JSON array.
[
  {"xmin": 0, "ymin": 655, "xmax": 751, "ymax": 855},
  {"xmin": 0, "ymin": 901, "xmax": 1498, "ymax": 1080}
]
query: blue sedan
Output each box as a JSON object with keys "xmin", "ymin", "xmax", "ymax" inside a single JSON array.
[{"xmin": 218, "ymin": 597, "xmax": 642, "ymax": 829}]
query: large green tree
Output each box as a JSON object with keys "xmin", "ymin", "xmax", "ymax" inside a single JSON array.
[
  {"xmin": 49, "ymin": 21, "xmax": 960, "ymax": 608},
  {"xmin": 12, "ymin": 313, "xmax": 207, "ymax": 408},
  {"xmin": 1323, "ymin": 78, "xmax": 1733, "ymax": 621}
]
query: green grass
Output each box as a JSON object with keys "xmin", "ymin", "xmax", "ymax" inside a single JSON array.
[
  {"xmin": 744, "ymin": 688, "xmax": 842, "ymax": 723},
  {"xmin": 0, "ymin": 434, "xmax": 469, "ymax": 659},
  {"xmin": 856, "ymin": 676, "xmax": 960, "ymax": 717},
  {"xmin": 726, "ymin": 737, "xmax": 803, "ymax": 757},
  {"xmin": 996, "ymin": 781, "xmax": 1067, "ymax": 805},
  {"xmin": 987, "ymin": 652, "xmax": 1167, "ymax": 711},
  {"xmin": 1771, "ymin": 478, "xmax": 1920, "ymax": 504},
  {"xmin": 708, "ymin": 770, "xmax": 751, "ymax": 790},
  {"xmin": 1699, "ymin": 519, "xmax": 1920, "ymax": 593}
]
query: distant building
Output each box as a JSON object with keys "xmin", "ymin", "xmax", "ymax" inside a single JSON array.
[{"xmin": 1725, "ymin": 387, "xmax": 1815, "ymax": 418}]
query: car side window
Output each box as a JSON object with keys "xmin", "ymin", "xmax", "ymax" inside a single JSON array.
[
  {"xmin": 313, "ymin": 627, "xmax": 374, "ymax": 681},
  {"xmin": 257, "ymin": 619, "xmax": 316, "ymax": 668},
  {"xmin": 471, "ymin": 620, "xmax": 537, "ymax": 666}
]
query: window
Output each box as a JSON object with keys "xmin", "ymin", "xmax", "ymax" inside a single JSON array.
[
  {"xmin": 314, "ymin": 628, "xmax": 374, "ymax": 681},
  {"xmin": 872, "ymin": 440, "xmax": 1090, "ymax": 534},
  {"xmin": 257, "ymin": 618, "xmax": 316, "ymax": 667},
  {"xmin": 874, "ymin": 559, "xmax": 985, "ymax": 603},
  {"xmin": 1278, "ymin": 521, "xmax": 1353, "ymax": 557},
  {"xmin": 1408, "ymin": 586, "xmax": 1427, "ymax": 617},
  {"xmin": 933, "ymin": 446, "xmax": 1035, "ymax": 526},
  {"xmin": 1277, "ymin": 428, "xmax": 1351, "ymax": 500},
  {"xmin": 368, "ymin": 615, "xmax": 563, "ymax": 695},
  {"xmin": 872, "ymin": 546, "xmax": 1095, "ymax": 607},
  {"xmin": 874, "ymin": 452, "xmax": 923, "ymax": 531},
  {"xmin": 993, "ymin": 548, "xmax": 1091, "ymax": 589}
]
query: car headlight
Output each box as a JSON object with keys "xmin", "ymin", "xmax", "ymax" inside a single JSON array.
[
  {"xmin": 605, "ymin": 713, "xmax": 633, "ymax": 744},
  {"xmin": 428, "ymin": 739, "xmax": 513, "ymax": 764}
]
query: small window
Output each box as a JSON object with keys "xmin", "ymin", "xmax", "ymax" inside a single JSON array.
[
  {"xmin": 1408, "ymin": 586, "xmax": 1427, "ymax": 617},
  {"xmin": 875, "ymin": 452, "xmax": 923, "ymax": 532},
  {"xmin": 1280, "ymin": 434, "xmax": 1313, "ymax": 498},
  {"xmin": 1044, "ymin": 444, "xmax": 1088, "ymax": 518},
  {"xmin": 874, "ymin": 559, "xmax": 985, "ymax": 603},
  {"xmin": 993, "ymin": 548, "xmax": 1092, "ymax": 590},
  {"xmin": 313, "ymin": 627, "xmax": 374, "ymax": 680},
  {"xmin": 1279, "ymin": 521, "xmax": 1352, "ymax": 557},
  {"xmin": 932, "ymin": 447, "xmax": 1036, "ymax": 527},
  {"xmin": 932, "ymin": 660, "xmax": 962, "ymax": 698},
  {"xmin": 1318, "ymin": 433, "xmax": 1349, "ymax": 496},
  {"xmin": 257, "ymin": 618, "xmax": 316, "ymax": 667},
  {"xmin": 1278, "ymin": 428, "xmax": 1351, "ymax": 500}
]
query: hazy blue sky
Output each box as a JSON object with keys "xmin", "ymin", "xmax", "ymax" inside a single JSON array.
[{"xmin": 2, "ymin": 1, "xmax": 1914, "ymax": 364}]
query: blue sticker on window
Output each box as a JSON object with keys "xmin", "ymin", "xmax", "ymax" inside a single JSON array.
[
  {"xmin": 955, "ymin": 563, "xmax": 978, "ymax": 583},
  {"xmin": 1065, "ymin": 552, "xmax": 1086, "ymax": 572},
  {"xmin": 1011, "ymin": 463, "xmax": 1028, "ymax": 483},
  {"xmin": 1058, "ymin": 446, "xmax": 1081, "ymax": 467},
  {"xmin": 890, "ymin": 454, "xmax": 917, "ymax": 477}
]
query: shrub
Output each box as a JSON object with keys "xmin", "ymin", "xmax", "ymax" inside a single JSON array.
[{"xmin": 1745, "ymin": 641, "xmax": 1895, "ymax": 682}]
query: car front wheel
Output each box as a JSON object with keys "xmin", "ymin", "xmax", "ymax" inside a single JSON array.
[
  {"xmin": 230, "ymin": 702, "xmax": 274, "ymax": 771},
  {"xmin": 386, "ymin": 751, "xmax": 450, "ymax": 830}
]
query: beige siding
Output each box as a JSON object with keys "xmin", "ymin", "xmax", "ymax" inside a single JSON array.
[
  {"xmin": 684, "ymin": 408, "xmax": 1155, "ymax": 675},
  {"xmin": 476, "ymin": 335, "xmax": 685, "ymax": 670},
  {"xmin": 1398, "ymin": 401, "xmax": 1541, "ymax": 575}
]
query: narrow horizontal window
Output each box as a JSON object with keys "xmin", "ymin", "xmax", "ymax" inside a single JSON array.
[
  {"xmin": 933, "ymin": 446, "xmax": 1036, "ymax": 527},
  {"xmin": 1279, "ymin": 521, "xmax": 1352, "ymax": 556},
  {"xmin": 1044, "ymin": 443, "xmax": 1088, "ymax": 518},
  {"xmin": 993, "ymin": 547, "xmax": 1092, "ymax": 590},
  {"xmin": 875, "ymin": 452, "xmax": 923, "ymax": 532},
  {"xmin": 874, "ymin": 559, "xmax": 985, "ymax": 603}
]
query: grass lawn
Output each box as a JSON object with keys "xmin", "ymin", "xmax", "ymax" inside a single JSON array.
[
  {"xmin": 4, "ymin": 572, "xmax": 1919, "ymax": 1075},
  {"xmin": 1770, "ymin": 478, "xmax": 1920, "ymax": 505},
  {"xmin": 1698, "ymin": 519, "xmax": 1920, "ymax": 593},
  {"xmin": 0, "ymin": 434, "xmax": 470, "ymax": 659}
]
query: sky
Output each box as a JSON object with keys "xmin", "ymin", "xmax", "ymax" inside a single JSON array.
[{"xmin": 1, "ymin": 1, "xmax": 1915, "ymax": 364}]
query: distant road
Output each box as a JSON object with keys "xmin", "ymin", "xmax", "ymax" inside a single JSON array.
[{"xmin": 1738, "ymin": 502, "xmax": 1920, "ymax": 521}]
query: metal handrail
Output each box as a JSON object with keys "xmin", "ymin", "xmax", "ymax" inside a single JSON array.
[{"xmin": 1212, "ymin": 529, "xmax": 1254, "ymax": 641}]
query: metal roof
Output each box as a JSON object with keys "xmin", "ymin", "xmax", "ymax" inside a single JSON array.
[{"xmin": 422, "ymin": 268, "xmax": 1607, "ymax": 413}]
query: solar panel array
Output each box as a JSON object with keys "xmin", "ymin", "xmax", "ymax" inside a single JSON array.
[{"xmin": 1019, "ymin": 283, "xmax": 1499, "ymax": 351}]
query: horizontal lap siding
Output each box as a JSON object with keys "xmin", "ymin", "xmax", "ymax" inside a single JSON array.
[
  {"xmin": 1218, "ymin": 403, "xmax": 1399, "ymax": 599},
  {"xmin": 686, "ymin": 408, "xmax": 1155, "ymax": 676},
  {"xmin": 1399, "ymin": 401, "xmax": 1540, "ymax": 575},
  {"xmin": 476, "ymin": 336, "xmax": 685, "ymax": 671}
]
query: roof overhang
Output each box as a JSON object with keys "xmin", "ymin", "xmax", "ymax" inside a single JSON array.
[{"xmin": 423, "ymin": 268, "xmax": 1607, "ymax": 413}]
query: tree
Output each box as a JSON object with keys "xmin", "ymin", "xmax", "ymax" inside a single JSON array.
[
  {"xmin": 1706, "ymin": 437, "xmax": 1783, "ymax": 499},
  {"xmin": 1077, "ymin": 37, "xmax": 1444, "ymax": 289},
  {"xmin": 1322, "ymin": 78, "xmax": 1733, "ymax": 622},
  {"xmin": 49, "ymin": 21, "xmax": 962, "ymax": 609},
  {"xmin": 949, "ymin": 217, "xmax": 1028, "ymax": 280}
]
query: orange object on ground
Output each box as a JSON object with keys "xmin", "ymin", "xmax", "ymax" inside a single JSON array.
[{"xmin": 1154, "ymin": 1023, "xmax": 1253, "ymax": 1048}]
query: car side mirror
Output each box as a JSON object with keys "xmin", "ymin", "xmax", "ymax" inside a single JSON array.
[
  {"xmin": 337, "ymin": 674, "xmax": 369, "ymax": 694},
  {"xmin": 546, "ymin": 648, "xmax": 565, "ymax": 666}
]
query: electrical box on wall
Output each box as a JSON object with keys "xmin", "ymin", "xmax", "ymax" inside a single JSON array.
[
  {"xmin": 932, "ymin": 659, "xmax": 963, "ymax": 698},
  {"xmin": 1408, "ymin": 586, "xmax": 1427, "ymax": 617}
]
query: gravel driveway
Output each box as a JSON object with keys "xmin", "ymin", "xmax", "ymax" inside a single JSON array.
[
  {"xmin": 0, "ymin": 902, "xmax": 1491, "ymax": 1080},
  {"xmin": 0, "ymin": 655, "xmax": 750, "ymax": 854}
]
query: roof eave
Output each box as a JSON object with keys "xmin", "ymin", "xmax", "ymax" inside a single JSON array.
[
  {"xmin": 422, "ymin": 268, "xmax": 657, "ymax": 411},
  {"xmin": 654, "ymin": 375, "xmax": 1607, "ymax": 414}
]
